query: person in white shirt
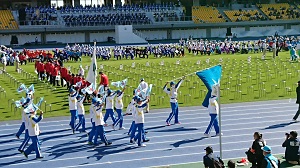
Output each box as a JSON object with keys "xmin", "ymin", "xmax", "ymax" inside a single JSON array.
[
  {"xmin": 138, "ymin": 78, "xmax": 150, "ymax": 113},
  {"xmin": 104, "ymin": 89, "xmax": 116, "ymax": 126},
  {"xmin": 204, "ymin": 87, "xmax": 221, "ymax": 137},
  {"xmin": 128, "ymin": 95, "xmax": 138, "ymax": 136},
  {"xmin": 132, "ymin": 97, "xmax": 149, "ymax": 147},
  {"xmin": 16, "ymin": 92, "xmax": 33, "ymax": 139},
  {"xmin": 23, "ymin": 109, "xmax": 43, "ymax": 159},
  {"xmin": 78, "ymin": 65, "xmax": 84, "ymax": 77},
  {"xmin": 262, "ymin": 41, "xmax": 267, "ymax": 60},
  {"xmin": 1, "ymin": 54, "xmax": 7, "ymax": 71},
  {"xmin": 296, "ymin": 41, "xmax": 300, "ymax": 57},
  {"xmin": 88, "ymin": 98, "xmax": 97, "ymax": 145},
  {"xmin": 163, "ymin": 77, "xmax": 185, "ymax": 126},
  {"xmin": 113, "ymin": 87, "xmax": 126, "ymax": 130},
  {"xmin": 74, "ymin": 94, "xmax": 86, "ymax": 133},
  {"xmin": 93, "ymin": 98, "xmax": 112, "ymax": 146},
  {"xmin": 272, "ymin": 40, "xmax": 276, "ymax": 59},
  {"xmin": 68, "ymin": 88, "xmax": 78, "ymax": 134}
]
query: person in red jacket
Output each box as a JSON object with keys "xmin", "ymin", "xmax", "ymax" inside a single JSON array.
[
  {"xmin": 60, "ymin": 66, "xmax": 68, "ymax": 87},
  {"xmin": 38, "ymin": 62, "xmax": 45, "ymax": 81},
  {"xmin": 99, "ymin": 71, "xmax": 109, "ymax": 90},
  {"xmin": 49, "ymin": 62, "xmax": 55, "ymax": 85},
  {"xmin": 51, "ymin": 65, "xmax": 60, "ymax": 86},
  {"xmin": 44, "ymin": 61, "xmax": 51, "ymax": 81}
]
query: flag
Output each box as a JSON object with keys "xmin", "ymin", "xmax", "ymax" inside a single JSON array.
[
  {"xmin": 74, "ymin": 81, "xmax": 82, "ymax": 88},
  {"xmin": 24, "ymin": 103, "xmax": 39, "ymax": 114},
  {"xmin": 15, "ymin": 97, "xmax": 26, "ymax": 108},
  {"xmin": 135, "ymin": 85, "xmax": 146, "ymax": 98},
  {"xmin": 111, "ymin": 78, "xmax": 128, "ymax": 88},
  {"xmin": 36, "ymin": 97, "xmax": 44, "ymax": 107},
  {"xmin": 86, "ymin": 43, "xmax": 98, "ymax": 88},
  {"xmin": 146, "ymin": 84, "xmax": 153, "ymax": 97},
  {"xmin": 27, "ymin": 84, "xmax": 35, "ymax": 93},
  {"xmin": 82, "ymin": 83, "xmax": 95, "ymax": 94},
  {"xmin": 196, "ymin": 65, "xmax": 222, "ymax": 108},
  {"xmin": 97, "ymin": 85, "xmax": 105, "ymax": 96},
  {"xmin": 17, "ymin": 84, "xmax": 27, "ymax": 93}
]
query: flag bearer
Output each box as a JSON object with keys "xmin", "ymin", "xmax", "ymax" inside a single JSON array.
[
  {"xmin": 138, "ymin": 78, "xmax": 149, "ymax": 113},
  {"xmin": 204, "ymin": 87, "xmax": 221, "ymax": 137},
  {"xmin": 113, "ymin": 87, "xmax": 126, "ymax": 130},
  {"xmin": 69, "ymin": 88, "xmax": 78, "ymax": 134},
  {"xmin": 23, "ymin": 109, "xmax": 43, "ymax": 159},
  {"xmin": 163, "ymin": 76, "xmax": 185, "ymax": 126},
  {"xmin": 132, "ymin": 97, "xmax": 149, "ymax": 147},
  {"xmin": 16, "ymin": 91, "xmax": 33, "ymax": 139},
  {"xmin": 127, "ymin": 95, "xmax": 138, "ymax": 135},
  {"xmin": 75, "ymin": 94, "xmax": 86, "ymax": 133},
  {"xmin": 104, "ymin": 89, "xmax": 116, "ymax": 127},
  {"xmin": 94, "ymin": 99, "xmax": 112, "ymax": 146}
]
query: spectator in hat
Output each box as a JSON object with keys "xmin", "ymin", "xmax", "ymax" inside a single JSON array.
[
  {"xmin": 282, "ymin": 131, "xmax": 299, "ymax": 165},
  {"xmin": 203, "ymin": 146, "xmax": 224, "ymax": 168},
  {"xmin": 261, "ymin": 145, "xmax": 279, "ymax": 168},
  {"xmin": 292, "ymin": 81, "xmax": 300, "ymax": 121}
]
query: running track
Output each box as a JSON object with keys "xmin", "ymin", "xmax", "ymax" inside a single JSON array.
[{"xmin": 0, "ymin": 99, "xmax": 298, "ymax": 168}]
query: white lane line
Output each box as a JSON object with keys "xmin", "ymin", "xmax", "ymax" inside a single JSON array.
[
  {"xmin": 0, "ymin": 104, "xmax": 294, "ymax": 133},
  {"xmin": 0, "ymin": 117, "xmax": 295, "ymax": 148},
  {"xmin": 0, "ymin": 109, "xmax": 294, "ymax": 142},
  {"xmin": 0, "ymin": 101, "xmax": 293, "ymax": 127}
]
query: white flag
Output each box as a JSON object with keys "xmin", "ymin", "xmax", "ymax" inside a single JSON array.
[{"xmin": 86, "ymin": 43, "xmax": 98, "ymax": 89}]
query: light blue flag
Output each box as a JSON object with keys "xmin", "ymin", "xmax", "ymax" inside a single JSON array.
[
  {"xmin": 135, "ymin": 85, "xmax": 146, "ymax": 99},
  {"xmin": 146, "ymin": 84, "xmax": 153, "ymax": 97},
  {"xmin": 196, "ymin": 65, "xmax": 222, "ymax": 108},
  {"xmin": 17, "ymin": 84, "xmax": 27, "ymax": 93},
  {"xmin": 111, "ymin": 78, "xmax": 128, "ymax": 88},
  {"xmin": 36, "ymin": 97, "xmax": 44, "ymax": 107},
  {"xmin": 15, "ymin": 97, "xmax": 26, "ymax": 108},
  {"xmin": 98, "ymin": 85, "xmax": 105, "ymax": 96},
  {"xmin": 27, "ymin": 84, "xmax": 35, "ymax": 94},
  {"xmin": 24, "ymin": 103, "xmax": 39, "ymax": 114}
]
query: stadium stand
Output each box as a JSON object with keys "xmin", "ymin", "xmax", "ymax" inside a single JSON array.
[
  {"xmin": 192, "ymin": 6, "xmax": 226, "ymax": 23},
  {"xmin": 223, "ymin": 9, "xmax": 267, "ymax": 22},
  {"xmin": 0, "ymin": 10, "xmax": 19, "ymax": 29},
  {"xmin": 257, "ymin": 3, "xmax": 300, "ymax": 20},
  {"xmin": 25, "ymin": 6, "xmax": 58, "ymax": 25}
]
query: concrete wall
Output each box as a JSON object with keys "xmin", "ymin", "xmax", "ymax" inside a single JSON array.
[
  {"xmin": 90, "ymin": 32, "xmax": 115, "ymax": 42},
  {"xmin": 141, "ymin": 30, "xmax": 168, "ymax": 40},
  {"xmin": 211, "ymin": 28, "xmax": 227, "ymax": 38},
  {"xmin": 115, "ymin": 25, "xmax": 147, "ymax": 44},
  {"xmin": 46, "ymin": 32, "xmax": 85, "ymax": 43},
  {"xmin": 172, "ymin": 29, "xmax": 206, "ymax": 39}
]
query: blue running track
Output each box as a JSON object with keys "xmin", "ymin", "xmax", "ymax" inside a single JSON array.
[{"xmin": 0, "ymin": 99, "xmax": 298, "ymax": 168}]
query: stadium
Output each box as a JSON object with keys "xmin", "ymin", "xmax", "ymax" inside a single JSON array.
[{"xmin": 0, "ymin": 0, "xmax": 300, "ymax": 167}]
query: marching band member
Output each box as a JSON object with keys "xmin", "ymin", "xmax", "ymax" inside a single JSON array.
[
  {"xmin": 204, "ymin": 87, "xmax": 221, "ymax": 137},
  {"xmin": 74, "ymin": 94, "xmax": 86, "ymax": 133},
  {"xmin": 138, "ymin": 78, "xmax": 149, "ymax": 113},
  {"xmin": 94, "ymin": 98, "xmax": 112, "ymax": 146},
  {"xmin": 113, "ymin": 87, "xmax": 126, "ymax": 130},
  {"xmin": 104, "ymin": 89, "xmax": 116, "ymax": 127},
  {"xmin": 87, "ymin": 97, "xmax": 97, "ymax": 145},
  {"xmin": 131, "ymin": 97, "xmax": 149, "ymax": 147},
  {"xmin": 163, "ymin": 76, "xmax": 185, "ymax": 126},
  {"xmin": 23, "ymin": 109, "xmax": 43, "ymax": 159},
  {"xmin": 68, "ymin": 88, "xmax": 78, "ymax": 134}
]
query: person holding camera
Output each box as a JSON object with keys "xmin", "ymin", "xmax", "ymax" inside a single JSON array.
[
  {"xmin": 292, "ymin": 81, "xmax": 300, "ymax": 121},
  {"xmin": 247, "ymin": 132, "xmax": 266, "ymax": 168},
  {"xmin": 282, "ymin": 131, "xmax": 300, "ymax": 165}
]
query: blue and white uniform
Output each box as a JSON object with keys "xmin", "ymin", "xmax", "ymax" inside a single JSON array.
[
  {"xmin": 16, "ymin": 94, "xmax": 32, "ymax": 139},
  {"xmin": 104, "ymin": 90, "xmax": 116, "ymax": 125},
  {"xmin": 113, "ymin": 90, "xmax": 124, "ymax": 129},
  {"xmin": 132, "ymin": 98, "xmax": 148, "ymax": 147},
  {"xmin": 75, "ymin": 95, "xmax": 86, "ymax": 132},
  {"xmin": 88, "ymin": 102, "xmax": 96, "ymax": 144},
  {"xmin": 163, "ymin": 79, "xmax": 184, "ymax": 125},
  {"xmin": 23, "ymin": 111, "xmax": 43, "ymax": 159},
  {"xmin": 93, "ymin": 101, "xmax": 110, "ymax": 146},
  {"xmin": 204, "ymin": 96, "xmax": 220, "ymax": 136},
  {"xmin": 68, "ymin": 88, "xmax": 78, "ymax": 133}
]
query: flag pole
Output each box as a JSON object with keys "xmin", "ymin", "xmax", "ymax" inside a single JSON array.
[{"xmin": 218, "ymin": 78, "xmax": 222, "ymax": 159}]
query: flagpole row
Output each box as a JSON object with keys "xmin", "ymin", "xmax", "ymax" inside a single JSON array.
[{"xmin": 167, "ymin": 72, "xmax": 195, "ymax": 82}]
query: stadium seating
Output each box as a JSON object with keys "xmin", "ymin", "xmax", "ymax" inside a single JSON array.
[
  {"xmin": 224, "ymin": 9, "xmax": 266, "ymax": 22},
  {"xmin": 25, "ymin": 6, "xmax": 58, "ymax": 25},
  {"xmin": 257, "ymin": 3, "xmax": 300, "ymax": 20},
  {"xmin": 0, "ymin": 10, "xmax": 19, "ymax": 29},
  {"xmin": 192, "ymin": 6, "xmax": 225, "ymax": 23}
]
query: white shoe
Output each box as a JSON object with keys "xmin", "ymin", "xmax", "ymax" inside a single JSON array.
[
  {"xmin": 119, "ymin": 127, "xmax": 125, "ymax": 130},
  {"xmin": 204, "ymin": 133, "xmax": 210, "ymax": 138},
  {"xmin": 138, "ymin": 144, "xmax": 146, "ymax": 147},
  {"xmin": 293, "ymin": 119, "xmax": 298, "ymax": 122},
  {"xmin": 216, "ymin": 133, "xmax": 223, "ymax": 136}
]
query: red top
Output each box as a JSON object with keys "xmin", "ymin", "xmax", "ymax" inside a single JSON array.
[
  {"xmin": 60, "ymin": 67, "xmax": 68, "ymax": 78},
  {"xmin": 52, "ymin": 66, "xmax": 59, "ymax": 76},
  {"xmin": 37, "ymin": 62, "xmax": 45, "ymax": 72},
  {"xmin": 100, "ymin": 74, "xmax": 109, "ymax": 86}
]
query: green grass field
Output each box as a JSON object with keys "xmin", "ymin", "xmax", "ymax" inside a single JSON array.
[{"xmin": 0, "ymin": 50, "xmax": 299, "ymax": 121}]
